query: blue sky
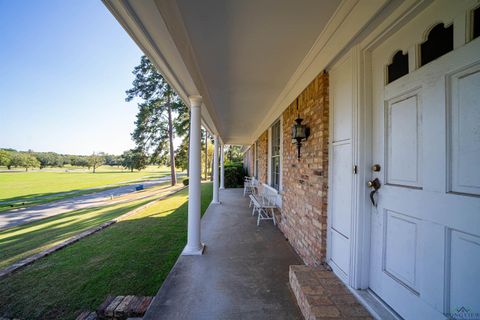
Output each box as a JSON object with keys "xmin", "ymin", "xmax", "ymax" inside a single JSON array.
[{"xmin": 0, "ymin": 0, "xmax": 144, "ymax": 155}]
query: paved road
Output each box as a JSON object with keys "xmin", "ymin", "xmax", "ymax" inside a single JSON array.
[{"xmin": 0, "ymin": 176, "xmax": 175, "ymax": 230}]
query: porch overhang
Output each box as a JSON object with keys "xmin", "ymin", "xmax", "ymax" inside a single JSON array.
[{"xmin": 103, "ymin": 0, "xmax": 388, "ymax": 144}]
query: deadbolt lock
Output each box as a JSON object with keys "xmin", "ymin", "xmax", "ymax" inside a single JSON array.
[{"xmin": 371, "ymin": 164, "xmax": 381, "ymax": 172}]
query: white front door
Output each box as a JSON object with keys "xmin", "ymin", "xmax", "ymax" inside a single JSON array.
[{"xmin": 369, "ymin": 1, "xmax": 480, "ymax": 319}]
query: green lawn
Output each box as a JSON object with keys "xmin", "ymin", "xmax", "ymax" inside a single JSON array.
[
  {"xmin": 0, "ymin": 182, "xmax": 181, "ymax": 269},
  {"xmin": 0, "ymin": 166, "xmax": 174, "ymax": 212},
  {"xmin": 0, "ymin": 182, "xmax": 212, "ymax": 320}
]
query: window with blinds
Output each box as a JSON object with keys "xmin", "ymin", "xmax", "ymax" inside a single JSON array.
[{"xmin": 270, "ymin": 120, "xmax": 281, "ymax": 190}]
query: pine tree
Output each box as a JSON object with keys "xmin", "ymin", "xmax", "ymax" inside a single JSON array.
[{"xmin": 126, "ymin": 56, "xmax": 188, "ymax": 185}]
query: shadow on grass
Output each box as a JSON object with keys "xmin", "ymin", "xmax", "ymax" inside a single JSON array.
[
  {"xmin": 0, "ymin": 183, "xmax": 176, "ymax": 260},
  {"xmin": 0, "ymin": 183, "xmax": 213, "ymax": 320},
  {"xmin": 0, "ymin": 200, "xmax": 155, "ymax": 268}
]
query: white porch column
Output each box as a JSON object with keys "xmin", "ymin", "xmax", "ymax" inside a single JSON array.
[
  {"xmin": 212, "ymin": 135, "xmax": 220, "ymax": 204},
  {"xmin": 182, "ymin": 95, "xmax": 204, "ymax": 255},
  {"xmin": 220, "ymin": 144, "xmax": 225, "ymax": 189}
]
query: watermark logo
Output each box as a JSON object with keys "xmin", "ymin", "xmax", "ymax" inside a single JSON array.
[{"xmin": 446, "ymin": 306, "xmax": 480, "ymax": 320}]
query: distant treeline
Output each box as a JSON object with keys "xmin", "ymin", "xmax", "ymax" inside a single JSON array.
[{"xmin": 0, "ymin": 148, "xmax": 148, "ymax": 172}]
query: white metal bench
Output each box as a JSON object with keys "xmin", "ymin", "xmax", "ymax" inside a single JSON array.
[
  {"xmin": 243, "ymin": 176, "xmax": 258, "ymax": 197},
  {"xmin": 249, "ymin": 194, "xmax": 262, "ymax": 216},
  {"xmin": 249, "ymin": 184, "xmax": 277, "ymax": 226}
]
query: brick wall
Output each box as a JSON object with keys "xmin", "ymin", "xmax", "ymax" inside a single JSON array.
[
  {"xmin": 244, "ymin": 71, "xmax": 329, "ymax": 266},
  {"xmin": 257, "ymin": 131, "xmax": 268, "ymax": 184},
  {"xmin": 279, "ymin": 72, "xmax": 329, "ymax": 266}
]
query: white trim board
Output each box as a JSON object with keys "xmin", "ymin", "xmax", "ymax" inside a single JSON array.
[
  {"xmin": 351, "ymin": 289, "xmax": 403, "ymax": 320},
  {"xmin": 267, "ymin": 127, "xmax": 272, "ymax": 186}
]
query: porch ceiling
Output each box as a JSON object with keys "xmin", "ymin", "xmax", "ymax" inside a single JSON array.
[
  {"xmin": 173, "ymin": 0, "xmax": 341, "ymax": 145},
  {"xmin": 104, "ymin": 0, "xmax": 388, "ymax": 144}
]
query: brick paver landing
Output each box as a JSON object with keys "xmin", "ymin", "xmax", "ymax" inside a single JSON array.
[{"xmin": 290, "ymin": 265, "xmax": 373, "ymax": 319}]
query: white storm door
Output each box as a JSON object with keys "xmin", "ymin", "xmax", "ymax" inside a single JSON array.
[
  {"xmin": 369, "ymin": 13, "xmax": 480, "ymax": 320},
  {"xmin": 328, "ymin": 51, "xmax": 355, "ymax": 282}
]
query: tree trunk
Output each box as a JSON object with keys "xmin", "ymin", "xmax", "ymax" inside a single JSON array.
[
  {"xmin": 167, "ymin": 96, "xmax": 177, "ymax": 186},
  {"xmin": 204, "ymin": 132, "xmax": 208, "ymax": 180},
  {"xmin": 210, "ymin": 156, "xmax": 214, "ymax": 181},
  {"xmin": 93, "ymin": 165, "xmax": 96, "ymax": 173}
]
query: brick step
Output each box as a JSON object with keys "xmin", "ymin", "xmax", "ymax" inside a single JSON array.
[
  {"xmin": 289, "ymin": 265, "xmax": 373, "ymax": 320},
  {"xmin": 76, "ymin": 295, "xmax": 153, "ymax": 320}
]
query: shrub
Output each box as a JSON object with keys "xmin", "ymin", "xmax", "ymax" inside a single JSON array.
[
  {"xmin": 183, "ymin": 178, "xmax": 189, "ymax": 186},
  {"xmin": 224, "ymin": 162, "xmax": 244, "ymax": 188}
]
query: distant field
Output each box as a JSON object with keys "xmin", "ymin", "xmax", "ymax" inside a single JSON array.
[{"xmin": 0, "ymin": 166, "xmax": 177, "ymax": 212}]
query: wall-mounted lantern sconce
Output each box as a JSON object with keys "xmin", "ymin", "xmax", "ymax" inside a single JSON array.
[{"xmin": 291, "ymin": 98, "xmax": 310, "ymax": 159}]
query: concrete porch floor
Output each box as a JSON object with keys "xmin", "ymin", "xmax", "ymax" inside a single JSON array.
[{"xmin": 143, "ymin": 188, "xmax": 303, "ymax": 320}]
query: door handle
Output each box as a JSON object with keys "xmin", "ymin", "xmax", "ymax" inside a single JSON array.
[{"xmin": 367, "ymin": 178, "xmax": 381, "ymax": 207}]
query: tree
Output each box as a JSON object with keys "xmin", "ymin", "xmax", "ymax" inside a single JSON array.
[
  {"xmin": 175, "ymin": 102, "xmax": 190, "ymax": 175},
  {"xmin": 0, "ymin": 150, "xmax": 12, "ymax": 169},
  {"xmin": 33, "ymin": 152, "xmax": 67, "ymax": 169},
  {"xmin": 203, "ymin": 129, "xmax": 208, "ymax": 180},
  {"xmin": 203, "ymin": 141, "xmax": 214, "ymax": 181},
  {"xmin": 24, "ymin": 154, "xmax": 40, "ymax": 171},
  {"xmin": 35, "ymin": 152, "xmax": 54, "ymax": 169},
  {"xmin": 126, "ymin": 56, "xmax": 188, "ymax": 186},
  {"xmin": 10, "ymin": 152, "xmax": 40, "ymax": 171},
  {"xmin": 62, "ymin": 155, "xmax": 71, "ymax": 166},
  {"xmin": 71, "ymin": 156, "xmax": 89, "ymax": 168},
  {"xmin": 105, "ymin": 154, "xmax": 122, "ymax": 167},
  {"xmin": 174, "ymin": 138, "xmax": 189, "ymax": 172},
  {"xmin": 225, "ymin": 145, "xmax": 243, "ymax": 163},
  {"xmin": 121, "ymin": 149, "xmax": 147, "ymax": 172},
  {"xmin": 121, "ymin": 151, "xmax": 133, "ymax": 172},
  {"xmin": 88, "ymin": 152, "xmax": 105, "ymax": 173},
  {"xmin": 52, "ymin": 153, "xmax": 65, "ymax": 167}
]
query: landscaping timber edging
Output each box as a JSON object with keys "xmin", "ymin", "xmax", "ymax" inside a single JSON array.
[
  {"xmin": 0, "ymin": 185, "xmax": 187, "ymax": 280},
  {"xmin": 75, "ymin": 295, "xmax": 153, "ymax": 320}
]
